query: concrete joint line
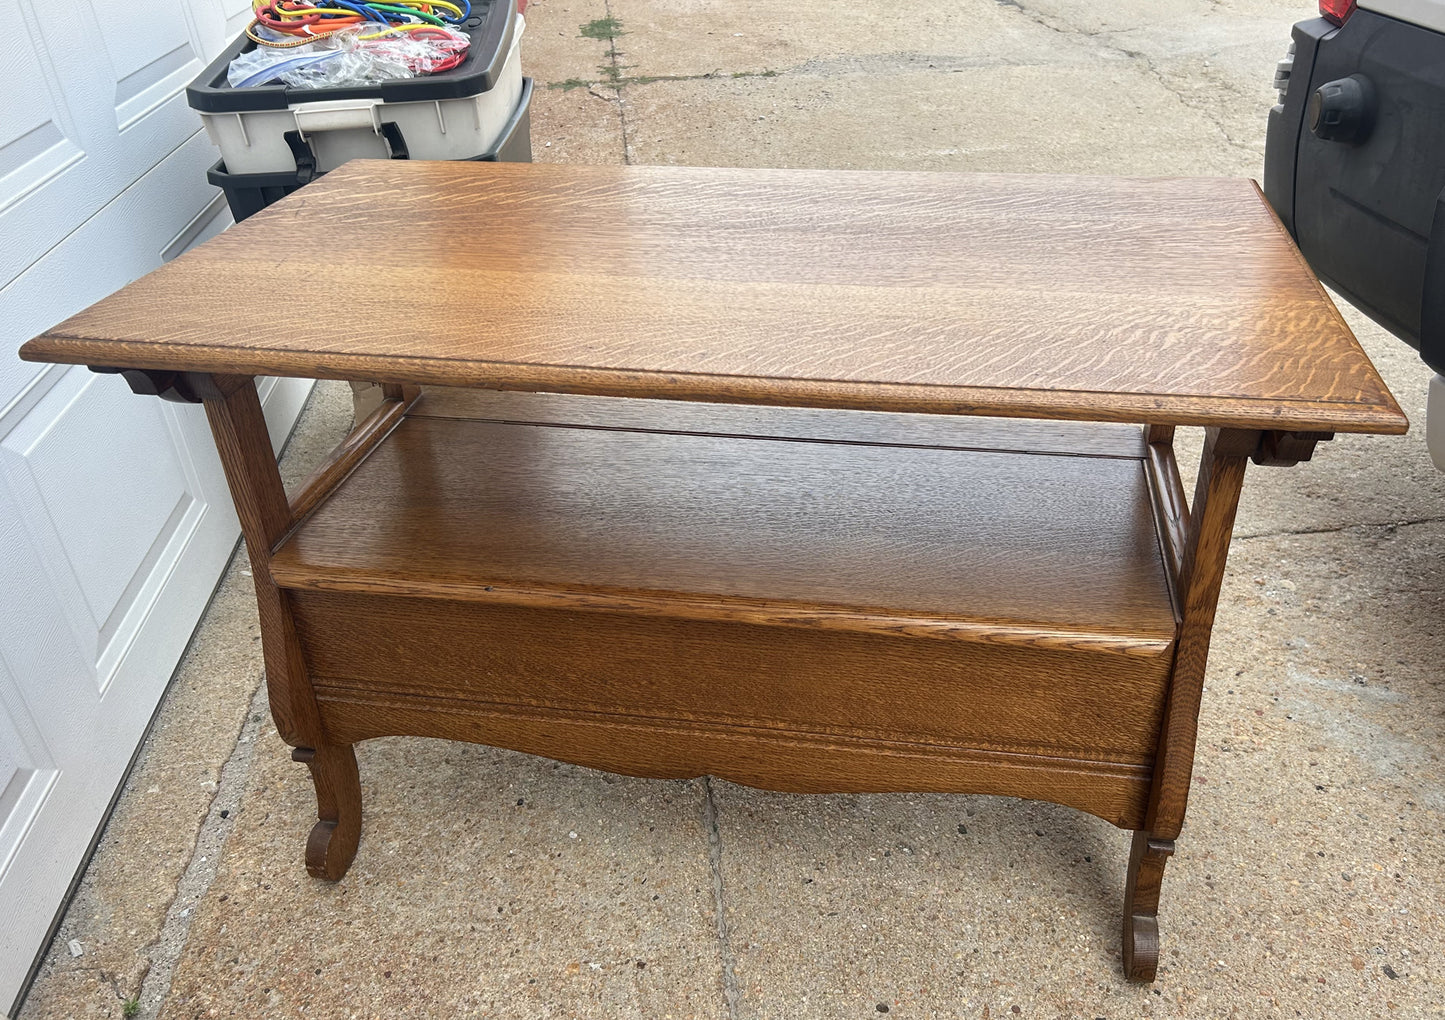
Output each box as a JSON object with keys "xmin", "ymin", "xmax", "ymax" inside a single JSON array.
[
  {"xmin": 598, "ymin": 0, "xmax": 633, "ymax": 164},
  {"xmin": 132, "ymin": 679, "xmax": 272, "ymax": 1019},
  {"xmin": 700, "ymin": 777, "xmax": 742, "ymax": 1020},
  {"xmin": 1234, "ymin": 514, "xmax": 1445, "ymax": 542},
  {"xmin": 554, "ymin": 67, "xmax": 784, "ymax": 97}
]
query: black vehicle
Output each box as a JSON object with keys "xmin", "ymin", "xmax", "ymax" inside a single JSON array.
[{"xmin": 1263, "ymin": 0, "xmax": 1445, "ymax": 466}]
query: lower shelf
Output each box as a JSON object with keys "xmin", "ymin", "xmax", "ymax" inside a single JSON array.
[{"xmin": 271, "ymin": 394, "xmax": 1181, "ymax": 827}]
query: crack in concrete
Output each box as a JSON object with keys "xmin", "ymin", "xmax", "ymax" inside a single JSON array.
[
  {"xmin": 53, "ymin": 964, "xmax": 117, "ymax": 987},
  {"xmin": 992, "ymin": 0, "xmax": 1264, "ymax": 159},
  {"xmin": 1234, "ymin": 515, "xmax": 1445, "ymax": 542},
  {"xmin": 105, "ymin": 971, "xmax": 129, "ymax": 1011},
  {"xmin": 700, "ymin": 777, "xmax": 742, "ymax": 1020},
  {"xmin": 46, "ymin": 965, "xmax": 133, "ymax": 1010},
  {"xmin": 131, "ymin": 680, "xmax": 273, "ymax": 1019},
  {"xmin": 990, "ymin": 0, "xmax": 1107, "ymax": 40},
  {"xmin": 1126, "ymin": 46, "xmax": 1264, "ymax": 159}
]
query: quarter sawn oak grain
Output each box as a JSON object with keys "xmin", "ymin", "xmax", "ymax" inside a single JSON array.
[{"xmin": 21, "ymin": 162, "xmax": 1406, "ymax": 435}]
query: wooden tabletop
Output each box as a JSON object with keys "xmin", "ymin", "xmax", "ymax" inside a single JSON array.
[{"xmin": 21, "ymin": 161, "xmax": 1405, "ymax": 433}]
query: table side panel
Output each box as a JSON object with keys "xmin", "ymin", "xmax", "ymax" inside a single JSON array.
[
  {"xmin": 291, "ymin": 590, "xmax": 1163, "ymax": 827},
  {"xmin": 314, "ymin": 688, "xmax": 1153, "ymax": 830}
]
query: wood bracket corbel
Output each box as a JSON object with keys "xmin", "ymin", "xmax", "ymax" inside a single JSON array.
[
  {"xmin": 89, "ymin": 367, "xmax": 251, "ymax": 404},
  {"xmin": 1250, "ymin": 430, "xmax": 1335, "ymax": 467},
  {"xmin": 89, "ymin": 366, "xmax": 204, "ymax": 403}
]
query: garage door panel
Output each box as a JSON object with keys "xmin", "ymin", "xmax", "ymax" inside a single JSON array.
[
  {"xmin": 91, "ymin": 0, "xmax": 206, "ymax": 136},
  {"xmin": 0, "ymin": 116, "xmax": 79, "ymax": 206},
  {"xmin": 111, "ymin": 43, "xmax": 203, "ymax": 132},
  {"xmin": 220, "ymin": 0, "xmax": 254, "ymax": 36},
  {"xmin": 161, "ymin": 193, "xmax": 232, "ymax": 263},
  {"xmin": 1, "ymin": 0, "xmax": 105, "ymax": 275},
  {"xmin": 0, "ymin": 0, "xmax": 211, "ymax": 285},
  {"xmin": 0, "ymin": 657, "xmax": 58, "ymax": 884},
  {"xmin": 0, "ymin": 365, "xmax": 62, "ymax": 449},
  {"xmin": 0, "ymin": 473, "xmax": 94, "ymax": 719},
  {"xmin": 0, "ymin": 2, "xmax": 79, "ymax": 159},
  {"xmin": 3, "ymin": 371, "xmax": 196, "ymax": 641},
  {"xmin": 0, "ymin": 446, "xmax": 99, "ymax": 687}
]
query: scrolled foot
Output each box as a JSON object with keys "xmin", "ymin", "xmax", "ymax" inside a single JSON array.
[
  {"xmin": 1123, "ymin": 912, "xmax": 1160, "ymax": 982},
  {"xmin": 304, "ymin": 817, "xmax": 360, "ymax": 880},
  {"xmin": 292, "ymin": 744, "xmax": 362, "ymax": 880},
  {"xmin": 1120, "ymin": 830, "xmax": 1174, "ymax": 982}
]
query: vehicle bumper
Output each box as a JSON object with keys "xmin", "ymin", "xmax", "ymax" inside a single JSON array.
[{"xmin": 1264, "ymin": 11, "xmax": 1445, "ymax": 375}]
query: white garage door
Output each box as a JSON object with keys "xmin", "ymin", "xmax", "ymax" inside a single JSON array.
[{"xmin": 0, "ymin": 2, "xmax": 312, "ymax": 1011}]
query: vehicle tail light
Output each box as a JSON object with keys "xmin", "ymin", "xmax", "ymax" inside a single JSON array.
[{"xmin": 1320, "ymin": 0, "xmax": 1357, "ymax": 25}]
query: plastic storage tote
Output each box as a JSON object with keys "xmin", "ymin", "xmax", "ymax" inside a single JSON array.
[
  {"xmin": 187, "ymin": 0, "xmax": 524, "ymax": 176},
  {"xmin": 206, "ymin": 77, "xmax": 532, "ymax": 222}
]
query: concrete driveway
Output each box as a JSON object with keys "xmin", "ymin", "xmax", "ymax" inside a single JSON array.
[{"xmin": 19, "ymin": 2, "xmax": 1445, "ymax": 1018}]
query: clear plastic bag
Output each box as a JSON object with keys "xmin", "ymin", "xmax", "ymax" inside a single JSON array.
[
  {"xmin": 227, "ymin": 24, "xmax": 470, "ymax": 90},
  {"xmin": 227, "ymin": 37, "xmax": 339, "ymax": 88}
]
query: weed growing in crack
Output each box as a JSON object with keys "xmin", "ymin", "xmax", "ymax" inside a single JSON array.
[{"xmin": 579, "ymin": 16, "xmax": 625, "ymax": 40}]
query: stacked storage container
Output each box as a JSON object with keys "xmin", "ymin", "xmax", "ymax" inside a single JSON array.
[{"xmin": 187, "ymin": 0, "xmax": 530, "ymax": 222}]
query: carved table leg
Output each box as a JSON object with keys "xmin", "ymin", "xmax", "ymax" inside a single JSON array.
[
  {"xmin": 1122, "ymin": 830, "xmax": 1175, "ymax": 981},
  {"xmin": 292, "ymin": 744, "xmax": 363, "ymax": 880},
  {"xmin": 1128, "ymin": 427, "xmax": 1253, "ymax": 981},
  {"xmin": 197, "ymin": 373, "xmax": 366, "ymax": 880}
]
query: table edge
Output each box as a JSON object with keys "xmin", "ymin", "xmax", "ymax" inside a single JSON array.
[{"xmin": 20, "ymin": 335, "xmax": 1410, "ymax": 434}]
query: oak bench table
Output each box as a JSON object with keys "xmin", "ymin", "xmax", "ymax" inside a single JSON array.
[{"xmin": 19, "ymin": 160, "xmax": 1407, "ymax": 981}]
